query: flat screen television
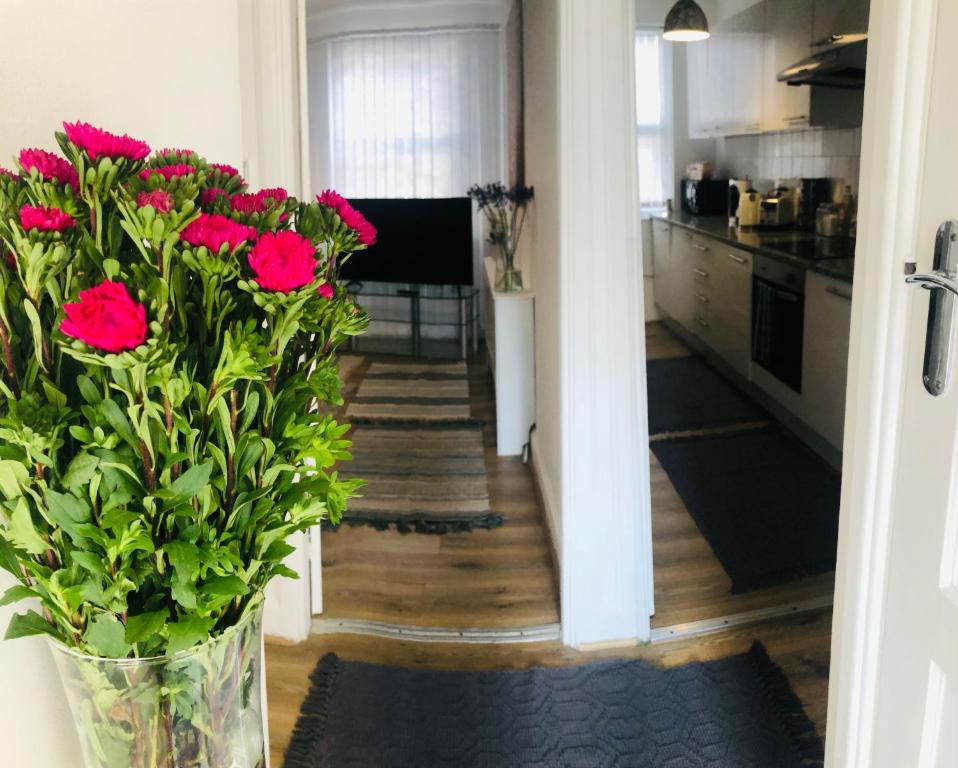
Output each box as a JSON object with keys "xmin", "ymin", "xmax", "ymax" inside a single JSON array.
[{"xmin": 339, "ymin": 197, "xmax": 474, "ymax": 286}]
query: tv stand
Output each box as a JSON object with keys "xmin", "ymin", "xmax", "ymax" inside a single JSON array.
[{"xmin": 347, "ymin": 282, "xmax": 480, "ymax": 359}]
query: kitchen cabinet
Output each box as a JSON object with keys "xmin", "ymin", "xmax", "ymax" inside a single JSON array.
[
  {"xmin": 668, "ymin": 228, "xmax": 700, "ymax": 330},
  {"xmin": 802, "ymin": 270, "xmax": 852, "ymax": 450},
  {"xmin": 708, "ymin": 245, "xmax": 753, "ymax": 378},
  {"xmin": 762, "ymin": 0, "xmax": 814, "ymax": 131},
  {"xmin": 687, "ymin": 2, "xmax": 765, "ymax": 138},
  {"xmin": 651, "ymin": 218, "xmax": 673, "ymax": 313},
  {"xmin": 812, "ymin": 0, "xmax": 870, "ymax": 46}
]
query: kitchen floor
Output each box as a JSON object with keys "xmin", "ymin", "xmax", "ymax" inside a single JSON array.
[{"xmin": 647, "ymin": 322, "xmax": 836, "ymax": 630}]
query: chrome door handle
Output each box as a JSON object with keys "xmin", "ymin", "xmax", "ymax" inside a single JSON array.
[
  {"xmin": 905, "ymin": 271, "xmax": 958, "ymax": 296},
  {"xmin": 692, "ymin": 267, "xmax": 709, "ymax": 278},
  {"xmin": 905, "ymin": 219, "xmax": 958, "ymax": 395},
  {"xmin": 727, "ymin": 253, "xmax": 747, "ymax": 264},
  {"xmin": 692, "ymin": 243, "xmax": 709, "ymax": 252}
]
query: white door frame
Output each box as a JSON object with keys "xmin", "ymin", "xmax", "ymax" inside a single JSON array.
[{"xmin": 824, "ymin": 0, "xmax": 942, "ymax": 764}]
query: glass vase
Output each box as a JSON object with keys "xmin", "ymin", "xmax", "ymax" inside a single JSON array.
[
  {"xmin": 495, "ymin": 244, "xmax": 524, "ymax": 293},
  {"xmin": 49, "ymin": 606, "xmax": 265, "ymax": 768}
]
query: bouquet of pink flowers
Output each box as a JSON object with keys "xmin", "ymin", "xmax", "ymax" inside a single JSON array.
[{"xmin": 0, "ymin": 122, "xmax": 374, "ymax": 659}]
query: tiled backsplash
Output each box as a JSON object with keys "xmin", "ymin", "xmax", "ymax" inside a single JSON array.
[{"xmin": 717, "ymin": 127, "xmax": 862, "ymax": 193}]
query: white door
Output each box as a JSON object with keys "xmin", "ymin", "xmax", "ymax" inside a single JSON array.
[{"xmin": 827, "ymin": 0, "xmax": 958, "ymax": 765}]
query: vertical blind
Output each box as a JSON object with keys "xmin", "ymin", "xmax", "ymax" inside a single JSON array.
[
  {"xmin": 309, "ymin": 28, "xmax": 503, "ymax": 338},
  {"xmin": 635, "ymin": 30, "xmax": 674, "ymax": 210}
]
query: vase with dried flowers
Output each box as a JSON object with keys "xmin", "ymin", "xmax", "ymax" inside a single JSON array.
[{"xmin": 467, "ymin": 182, "xmax": 534, "ymax": 293}]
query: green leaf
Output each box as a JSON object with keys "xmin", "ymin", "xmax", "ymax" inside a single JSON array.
[
  {"xmin": 0, "ymin": 459, "xmax": 28, "ymax": 500},
  {"xmin": 99, "ymin": 398, "xmax": 136, "ymax": 447},
  {"xmin": 76, "ymin": 375, "xmax": 101, "ymax": 405},
  {"xmin": 0, "ymin": 536, "xmax": 23, "ymax": 576},
  {"xmin": 84, "ymin": 614, "xmax": 130, "ymax": 658},
  {"xmin": 45, "ymin": 490, "xmax": 92, "ymax": 542},
  {"xmin": 21, "ymin": 299, "xmax": 44, "ymax": 368},
  {"xmin": 124, "ymin": 609, "xmax": 168, "ymax": 644},
  {"xmin": 61, "ymin": 453, "xmax": 99, "ymax": 488},
  {"xmin": 167, "ymin": 462, "xmax": 212, "ymax": 501},
  {"xmin": 201, "ymin": 575, "xmax": 250, "ymax": 597},
  {"xmin": 166, "ymin": 616, "xmax": 213, "ymax": 654},
  {"xmin": 171, "ymin": 580, "xmax": 197, "ymax": 610},
  {"xmin": 4, "ymin": 611, "xmax": 57, "ymax": 640},
  {"xmin": 163, "ymin": 540, "xmax": 199, "ymax": 579},
  {"xmin": 8, "ymin": 500, "xmax": 48, "ymax": 555},
  {"xmin": 0, "ymin": 584, "xmax": 38, "ymax": 608}
]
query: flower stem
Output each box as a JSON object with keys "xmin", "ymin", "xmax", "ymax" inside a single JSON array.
[{"xmin": 0, "ymin": 316, "xmax": 20, "ymax": 399}]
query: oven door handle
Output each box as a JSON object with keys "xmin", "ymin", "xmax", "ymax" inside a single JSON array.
[{"xmin": 774, "ymin": 289, "xmax": 801, "ymax": 302}]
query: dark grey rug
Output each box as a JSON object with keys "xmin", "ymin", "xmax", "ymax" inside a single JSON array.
[
  {"xmin": 283, "ymin": 642, "xmax": 823, "ymax": 768},
  {"xmin": 646, "ymin": 356, "xmax": 767, "ymax": 435},
  {"xmin": 651, "ymin": 426, "xmax": 841, "ymax": 593}
]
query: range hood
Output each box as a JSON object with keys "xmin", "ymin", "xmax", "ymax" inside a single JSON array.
[{"xmin": 778, "ymin": 35, "xmax": 868, "ymax": 89}]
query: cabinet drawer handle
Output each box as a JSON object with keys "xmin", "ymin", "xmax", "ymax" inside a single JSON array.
[
  {"xmin": 692, "ymin": 243, "xmax": 709, "ymax": 252},
  {"xmin": 726, "ymin": 253, "xmax": 747, "ymax": 264},
  {"xmin": 692, "ymin": 267, "xmax": 709, "ymax": 278},
  {"xmin": 825, "ymin": 285, "xmax": 853, "ymax": 301},
  {"xmin": 696, "ymin": 317, "xmax": 710, "ymax": 328},
  {"xmin": 695, "ymin": 293, "xmax": 709, "ymax": 303},
  {"xmin": 785, "ymin": 114, "xmax": 808, "ymax": 122}
]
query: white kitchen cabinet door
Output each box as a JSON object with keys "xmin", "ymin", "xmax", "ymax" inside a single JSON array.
[
  {"xmin": 651, "ymin": 219, "xmax": 673, "ymax": 313},
  {"xmin": 669, "ymin": 228, "xmax": 699, "ymax": 330},
  {"xmin": 802, "ymin": 270, "xmax": 852, "ymax": 450},
  {"xmin": 708, "ymin": 246, "xmax": 754, "ymax": 377},
  {"xmin": 812, "ymin": 0, "xmax": 870, "ymax": 46},
  {"xmin": 762, "ymin": 0, "xmax": 814, "ymax": 132},
  {"xmin": 686, "ymin": 39, "xmax": 721, "ymax": 138}
]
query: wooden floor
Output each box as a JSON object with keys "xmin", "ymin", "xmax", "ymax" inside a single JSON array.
[
  {"xmin": 646, "ymin": 322, "xmax": 837, "ymax": 628},
  {"xmin": 319, "ymin": 354, "xmax": 560, "ymax": 629},
  {"xmin": 265, "ymin": 335, "xmax": 834, "ymax": 765}
]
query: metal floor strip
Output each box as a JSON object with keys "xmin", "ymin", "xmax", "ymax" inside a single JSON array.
[
  {"xmin": 649, "ymin": 595, "xmax": 834, "ymax": 643},
  {"xmin": 310, "ymin": 617, "xmax": 562, "ymax": 644}
]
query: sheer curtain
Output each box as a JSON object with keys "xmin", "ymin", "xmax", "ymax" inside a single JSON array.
[
  {"xmin": 309, "ymin": 28, "xmax": 503, "ymax": 340},
  {"xmin": 635, "ymin": 30, "xmax": 674, "ymax": 210}
]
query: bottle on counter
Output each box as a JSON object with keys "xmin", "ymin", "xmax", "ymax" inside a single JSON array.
[{"xmin": 838, "ymin": 185, "xmax": 856, "ymax": 237}]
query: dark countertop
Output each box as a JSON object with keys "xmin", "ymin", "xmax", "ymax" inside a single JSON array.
[{"xmin": 654, "ymin": 212, "xmax": 855, "ymax": 284}]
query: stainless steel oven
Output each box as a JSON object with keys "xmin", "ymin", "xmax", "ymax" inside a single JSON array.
[{"xmin": 751, "ymin": 255, "xmax": 805, "ymax": 392}]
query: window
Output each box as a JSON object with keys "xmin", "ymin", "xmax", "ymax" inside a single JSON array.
[{"xmin": 635, "ymin": 30, "xmax": 674, "ymax": 211}]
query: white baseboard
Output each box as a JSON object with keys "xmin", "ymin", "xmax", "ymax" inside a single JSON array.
[{"xmin": 529, "ymin": 433, "xmax": 561, "ymax": 577}]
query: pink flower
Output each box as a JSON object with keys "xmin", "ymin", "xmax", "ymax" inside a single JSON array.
[
  {"xmin": 248, "ymin": 231, "xmax": 317, "ymax": 293},
  {"xmin": 0, "ymin": 167, "xmax": 15, "ymax": 180},
  {"xmin": 61, "ymin": 281, "xmax": 147, "ymax": 353},
  {"xmin": 136, "ymin": 190, "xmax": 173, "ymax": 214},
  {"xmin": 139, "ymin": 164, "xmax": 196, "ymax": 181},
  {"xmin": 209, "ymin": 162, "xmax": 240, "ymax": 179},
  {"xmin": 18, "ymin": 148, "xmax": 79, "ymax": 189},
  {"xmin": 2, "ymin": 249, "xmax": 14, "ymax": 269},
  {"xmin": 19, "ymin": 204, "xmax": 75, "ymax": 233},
  {"xmin": 63, "ymin": 121, "xmax": 150, "ymax": 162},
  {"xmin": 231, "ymin": 187, "xmax": 288, "ymax": 215},
  {"xmin": 180, "ymin": 213, "xmax": 257, "ymax": 253},
  {"xmin": 316, "ymin": 189, "xmax": 377, "ymax": 246},
  {"xmin": 200, "ymin": 187, "xmax": 226, "ymax": 207},
  {"xmin": 317, "ymin": 282, "xmax": 334, "ymax": 299}
]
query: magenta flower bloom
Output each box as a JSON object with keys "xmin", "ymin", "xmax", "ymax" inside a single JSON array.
[
  {"xmin": 136, "ymin": 190, "xmax": 173, "ymax": 214},
  {"xmin": 200, "ymin": 187, "xmax": 226, "ymax": 207},
  {"xmin": 19, "ymin": 204, "xmax": 75, "ymax": 233},
  {"xmin": 63, "ymin": 121, "xmax": 150, "ymax": 162},
  {"xmin": 0, "ymin": 167, "xmax": 15, "ymax": 180},
  {"xmin": 316, "ymin": 189, "xmax": 377, "ymax": 246},
  {"xmin": 231, "ymin": 187, "xmax": 288, "ymax": 215},
  {"xmin": 209, "ymin": 162, "xmax": 240, "ymax": 179},
  {"xmin": 248, "ymin": 231, "xmax": 318, "ymax": 293},
  {"xmin": 139, "ymin": 164, "xmax": 196, "ymax": 182},
  {"xmin": 61, "ymin": 281, "xmax": 147, "ymax": 353},
  {"xmin": 180, "ymin": 213, "xmax": 257, "ymax": 253},
  {"xmin": 317, "ymin": 282, "xmax": 334, "ymax": 299},
  {"xmin": 18, "ymin": 148, "xmax": 79, "ymax": 189}
]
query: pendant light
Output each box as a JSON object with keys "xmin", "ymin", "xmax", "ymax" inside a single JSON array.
[{"xmin": 662, "ymin": 0, "xmax": 710, "ymax": 42}]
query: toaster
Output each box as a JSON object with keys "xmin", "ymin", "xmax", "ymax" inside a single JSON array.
[{"xmin": 759, "ymin": 188, "xmax": 796, "ymax": 227}]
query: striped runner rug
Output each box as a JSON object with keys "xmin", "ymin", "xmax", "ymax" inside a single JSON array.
[
  {"xmin": 341, "ymin": 422, "xmax": 499, "ymax": 533},
  {"xmin": 345, "ymin": 361, "xmax": 472, "ymax": 422}
]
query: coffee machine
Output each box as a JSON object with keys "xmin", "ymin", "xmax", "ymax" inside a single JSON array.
[{"xmin": 797, "ymin": 178, "xmax": 833, "ymax": 231}]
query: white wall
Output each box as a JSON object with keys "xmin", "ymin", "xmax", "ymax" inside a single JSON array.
[
  {"xmin": 525, "ymin": 0, "xmax": 653, "ymax": 647},
  {"xmin": 523, "ymin": 0, "xmax": 563, "ymax": 551}
]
